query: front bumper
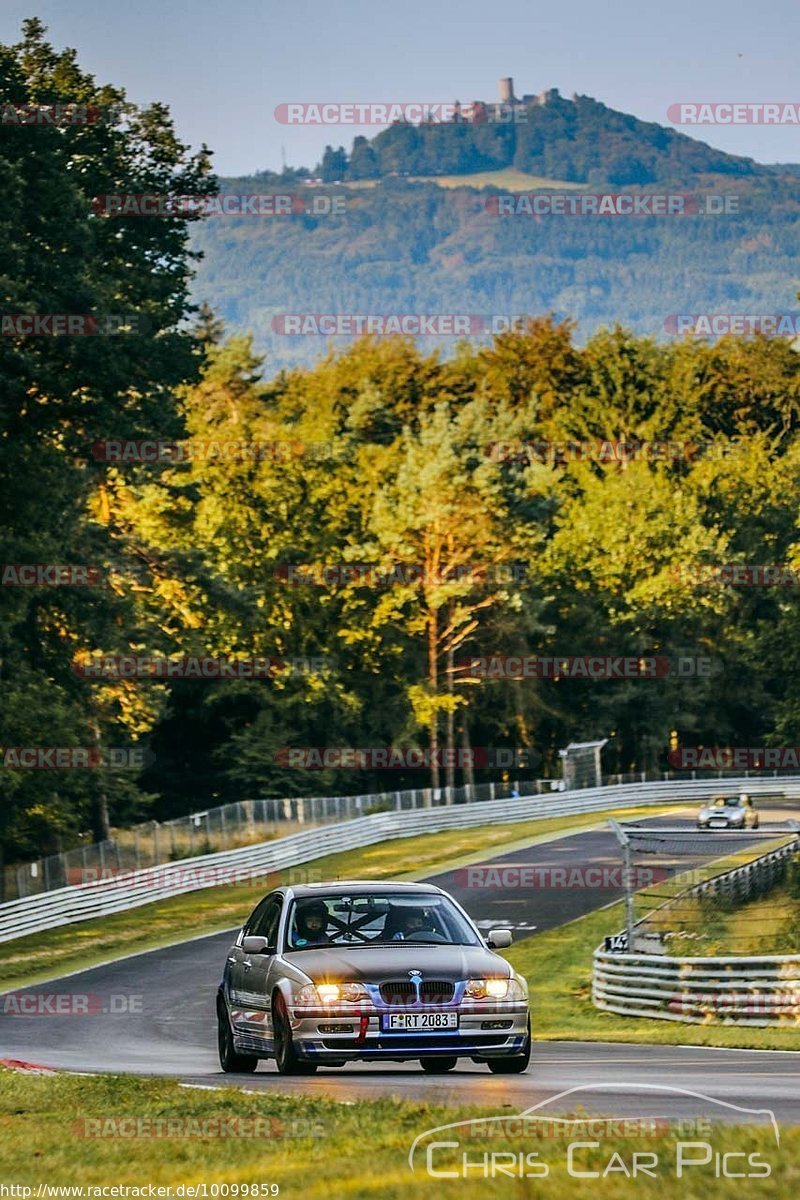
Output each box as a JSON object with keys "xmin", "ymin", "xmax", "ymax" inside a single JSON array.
[
  {"xmin": 697, "ymin": 816, "xmax": 745, "ymax": 829},
  {"xmin": 285, "ymin": 1001, "xmax": 530, "ymax": 1061}
]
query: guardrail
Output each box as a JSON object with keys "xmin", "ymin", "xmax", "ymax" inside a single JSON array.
[
  {"xmin": 2, "ymin": 773, "xmax": 799, "ymax": 946},
  {"xmin": 11, "ymin": 766, "xmax": 800, "ymax": 902},
  {"xmin": 594, "ymin": 840, "xmax": 800, "ymax": 1027},
  {"xmin": 7, "ymin": 778, "xmax": 560, "ymax": 902},
  {"xmin": 593, "ymin": 950, "xmax": 800, "ymax": 1026}
]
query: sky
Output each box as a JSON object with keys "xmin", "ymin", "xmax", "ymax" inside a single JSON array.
[{"xmin": 2, "ymin": 1, "xmax": 800, "ymax": 176}]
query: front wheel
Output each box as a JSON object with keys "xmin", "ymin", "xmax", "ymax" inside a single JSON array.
[
  {"xmin": 217, "ymin": 995, "xmax": 258, "ymax": 1073},
  {"xmin": 420, "ymin": 1056, "xmax": 458, "ymax": 1073},
  {"xmin": 487, "ymin": 1020, "xmax": 531, "ymax": 1075},
  {"xmin": 272, "ymin": 992, "xmax": 317, "ymax": 1075}
]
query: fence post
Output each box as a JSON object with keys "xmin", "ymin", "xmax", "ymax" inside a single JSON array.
[{"xmin": 609, "ymin": 820, "xmax": 635, "ymax": 952}]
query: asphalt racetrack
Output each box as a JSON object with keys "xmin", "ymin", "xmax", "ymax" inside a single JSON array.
[{"xmin": 2, "ymin": 806, "xmax": 798, "ymax": 1123}]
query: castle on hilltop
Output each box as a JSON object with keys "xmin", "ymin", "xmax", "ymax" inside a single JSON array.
[
  {"xmin": 498, "ymin": 77, "xmax": 562, "ymax": 106},
  {"xmin": 449, "ymin": 78, "xmax": 566, "ymax": 125}
]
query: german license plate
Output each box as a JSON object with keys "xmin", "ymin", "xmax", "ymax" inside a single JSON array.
[
  {"xmin": 709, "ymin": 819, "xmax": 727, "ymax": 828},
  {"xmin": 383, "ymin": 1012, "xmax": 458, "ymax": 1031}
]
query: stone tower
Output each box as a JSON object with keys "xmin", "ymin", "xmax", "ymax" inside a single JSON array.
[{"xmin": 498, "ymin": 77, "xmax": 516, "ymax": 104}]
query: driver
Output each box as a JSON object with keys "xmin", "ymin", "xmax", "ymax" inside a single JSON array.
[
  {"xmin": 293, "ymin": 899, "xmax": 330, "ymax": 947},
  {"xmin": 390, "ymin": 907, "xmax": 431, "ymax": 941}
]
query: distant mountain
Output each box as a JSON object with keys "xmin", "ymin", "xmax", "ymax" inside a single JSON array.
[{"xmin": 190, "ymin": 88, "xmax": 800, "ymax": 370}]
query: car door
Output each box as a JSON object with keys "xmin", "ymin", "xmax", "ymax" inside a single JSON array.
[
  {"xmin": 227, "ymin": 894, "xmax": 280, "ymax": 1034},
  {"xmin": 236, "ymin": 893, "xmax": 284, "ymax": 1046}
]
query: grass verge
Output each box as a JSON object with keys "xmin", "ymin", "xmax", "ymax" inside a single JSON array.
[
  {"xmin": 0, "ymin": 805, "xmax": 667, "ymax": 993},
  {"xmin": 0, "ymin": 1070, "xmax": 795, "ymax": 1197},
  {"xmin": 644, "ymin": 854, "xmax": 800, "ymax": 956}
]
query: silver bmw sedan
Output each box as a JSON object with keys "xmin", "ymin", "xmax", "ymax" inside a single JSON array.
[{"xmin": 217, "ymin": 880, "xmax": 531, "ymax": 1075}]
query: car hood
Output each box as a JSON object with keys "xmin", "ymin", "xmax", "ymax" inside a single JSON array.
[
  {"xmin": 282, "ymin": 943, "xmax": 511, "ymax": 983},
  {"xmin": 700, "ymin": 806, "xmax": 740, "ymax": 817}
]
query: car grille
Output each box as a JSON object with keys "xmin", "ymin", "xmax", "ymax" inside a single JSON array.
[
  {"xmin": 379, "ymin": 980, "xmax": 455, "ymax": 1005},
  {"xmin": 380, "ymin": 982, "xmax": 417, "ymax": 1005},
  {"xmin": 419, "ymin": 981, "xmax": 455, "ymax": 1004}
]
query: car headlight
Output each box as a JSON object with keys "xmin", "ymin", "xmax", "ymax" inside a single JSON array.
[
  {"xmin": 290, "ymin": 982, "xmax": 322, "ymax": 1006},
  {"xmin": 464, "ymin": 977, "xmax": 523, "ymax": 1000},
  {"xmin": 315, "ymin": 982, "xmax": 370, "ymax": 1004}
]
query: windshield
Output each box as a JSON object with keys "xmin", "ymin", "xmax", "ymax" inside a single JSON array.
[
  {"xmin": 285, "ymin": 893, "xmax": 482, "ymax": 950},
  {"xmin": 712, "ymin": 797, "xmax": 742, "ymax": 808}
]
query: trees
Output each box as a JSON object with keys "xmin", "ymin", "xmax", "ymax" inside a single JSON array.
[
  {"xmin": 319, "ymin": 144, "xmax": 348, "ymax": 182},
  {"xmin": 0, "ymin": 19, "xmax": 215, "ymax": 858}
]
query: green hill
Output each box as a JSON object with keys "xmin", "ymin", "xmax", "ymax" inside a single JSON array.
[{"xmin": 190, "ymin": 91, "xmax": 800, "ymax": 369}]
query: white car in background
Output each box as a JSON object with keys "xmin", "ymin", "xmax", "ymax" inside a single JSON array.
[{"xmin": 696, "ymin": 794, "xmax": 759, "ymax": 830}]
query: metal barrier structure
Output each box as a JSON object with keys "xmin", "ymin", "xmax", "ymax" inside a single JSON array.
[
  {"xmin": 593, "ymin": 949, "xmax": 800, "ymax": 1026},
  {"xmin": 2, "ymin": 772, "xmax": 799, "ymax": 946},
  {"xmin": 8, "ymin": 778, "xmax": 556, "ymax": 901},
  {"xmin": 9, "ymin": 766, "xmax": 800, "ymax": 902},
  {"xmin": 593, "ymin": 840, "xmax": 800, "ymax": 1027}
]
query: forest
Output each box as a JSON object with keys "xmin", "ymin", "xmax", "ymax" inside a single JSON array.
[{"xmin": 3, "ymin": 21, "xmax": 800, "ymax": 869}]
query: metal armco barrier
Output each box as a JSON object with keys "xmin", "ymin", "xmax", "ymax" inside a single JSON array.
[
  {"xmin": 2, "ymin": 773, "xmax": 800, "ymax": 945},
  {"xmin": 594, "ymin": 841, "xmax": 800, "ymax": 1027},
  {"xmin": 593, "ymin": 949, "xmax": 800, "ymax": 1026}
]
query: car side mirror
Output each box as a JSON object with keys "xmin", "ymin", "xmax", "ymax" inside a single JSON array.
[
  {"xmin": 487, "ymin": 928, "xmax": 512, "ymax": 948},
  {"xmin": 242, "ymin": 935, "xmax": 272, "ymax": 955}
]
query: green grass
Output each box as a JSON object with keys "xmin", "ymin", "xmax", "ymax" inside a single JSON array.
[
  {"xmin": 0, "ymin": 805, "xmax": 667, "ymax": 993},
  {"xmin": 342, "ymin": 167, "xmax": 587, "ymax": 191},
  {"xmin": 507, "ymin": 898, "xmax": 800, "ymax": 1051},
  {"xmin": 406, "ymin": 167, "xmax": 587, "ymax": 191},
  {"xmin": 632, "ymin": 835, "xmax": 797, "ymax": 933},
  {"xmin": 0, "ymin": 1071, "xmax": 796, "ymax": 1197},
  {"xmin": 647, "ymin": 882, "xmax": 800, "ymax": 956}
]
